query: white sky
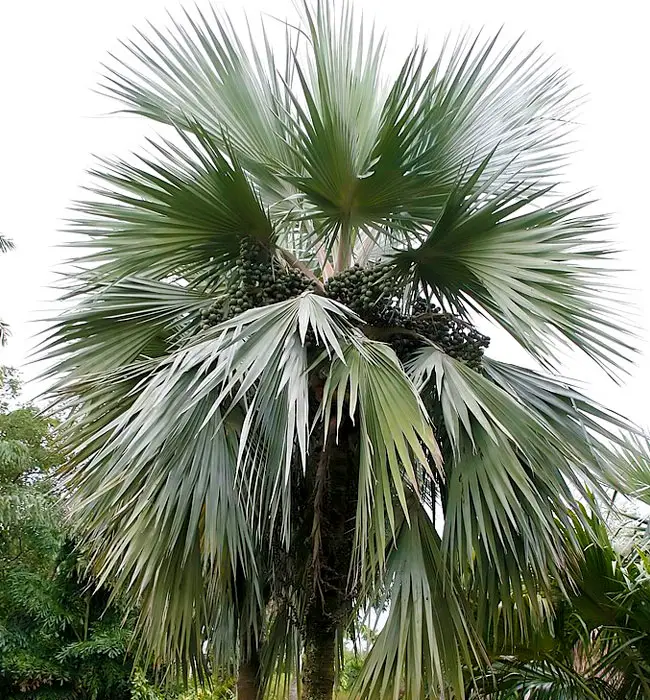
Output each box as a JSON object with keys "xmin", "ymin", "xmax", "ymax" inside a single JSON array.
[{"xmin": 0, "ymin": 0, "xmax": 648, "ymax": 424}]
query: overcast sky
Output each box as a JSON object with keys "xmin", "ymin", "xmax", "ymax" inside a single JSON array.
[{"xmin": 0, "ymin": 0, "xmax": 648, "ymax": 424}]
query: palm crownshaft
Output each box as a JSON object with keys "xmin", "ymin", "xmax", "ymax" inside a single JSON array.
[{"xmin": 43, "ymin": 2, "xmax": 642, "ymax": 698}]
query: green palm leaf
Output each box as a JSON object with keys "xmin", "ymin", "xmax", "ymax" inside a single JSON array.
[
  {"xmin": 64, "ymin": 379, "xmax": 257, "ymax": 674},
  {"xmin": 472, "ymin": 657, "xmax": 617, "ymax": 699},
  {"xmin": 405, "ymin": 345, "xmax": 643, "ymax": 639},
  {"xmin": 103, "ymin": 6, "xmax": 299, "ymax": 203},
  {"xmin": 319, "ymin": 338, "xmax": 441, "ymax": 574},
  {"xmin": 482, "ymin": 358, "xmax": 642, "ymax": 491},
  {"xmin": 60, "ymin": 293, "xmax": 355, "ymax": 667},
  {"xmin": 391, "ymin": 176, "xmax": 634, "ymax": 374},
  {"xmin": 356, "ymin": 498, "xmax": 483, "ymax": 700},
  {"xmin": 42, "ymin": 276, "xmax": 210, "ymax": 377},
  {"xmin": 70, "ymin": 126, "xmax": 275, "ymax": 283}
]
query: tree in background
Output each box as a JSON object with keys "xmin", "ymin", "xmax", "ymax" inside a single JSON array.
[
  {"xmin": 42, "ymin": 1, "xmax": 646, "ymax": 698},
  {"xmin": 0, "ymin": 236, "xmax": 14, "ymax": 345},
  {"xmin": 0, "ymin": 370, "xmax": 156, "ymax": 698},
  {"xmin": 470, "ymin": 503, "xmax": 650, "ymax": 699}
]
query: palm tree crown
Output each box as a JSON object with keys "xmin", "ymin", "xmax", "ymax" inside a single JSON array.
[{"xmin": 44, "ymin": 2, "xmax": 642, "ymax": 698}]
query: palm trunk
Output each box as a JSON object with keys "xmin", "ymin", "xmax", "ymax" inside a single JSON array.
[
  {"xmin": 285, "ymin": 383, "xmax": 359, "ymax": 700},
  {"xmin": 303, "ymin": 613, "xmax": 336, "ymax": 700},
  {"xmin": 237, "ymin": 650, "xmax": 260, "ymax": 700},
  {"xmin": 297, "ymin": 404, "xmax": 358, "ymax": 700}
]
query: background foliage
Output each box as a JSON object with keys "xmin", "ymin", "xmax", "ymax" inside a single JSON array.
[{"xmin": 0, "ymin": 367, "xmax": 136, "ymax": 698}]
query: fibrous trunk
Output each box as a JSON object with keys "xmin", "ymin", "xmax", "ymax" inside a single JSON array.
[
  {"xmin": 303, "ymin": 613, "xmax": 337, "ymax": 700},
  {"xmin": 299, "ymin": 409, "xmax": 359, "ymax": 700}
]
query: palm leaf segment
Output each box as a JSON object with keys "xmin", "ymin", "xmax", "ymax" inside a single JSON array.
[
  {"xmin": 44, "ymin": 1, "xmax": 642, "ymax": 696},
  {"xmin": 1, "ymin": 234, "xmax": 14, "ymax": 345}
]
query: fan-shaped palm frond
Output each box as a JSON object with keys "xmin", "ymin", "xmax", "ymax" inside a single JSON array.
[
  {"xmin": 404, "ymin": 344, "xmax": 644, "ymax": 641},
  {"xmin": 0, "ymin": 235, "xmax": 13, "ymax": 254},
  {"xmin": 69, "ymin": 126, "xmax": 276, "ymax": 283},
  {"xmin": 472, "ymin": 657, "xmax": 617, "ymax": 700},
  {"xmin": 319, "ymin": 338, "xmax": 441, "ymax": 573},
  {"xmin": 356, "ymin": 498, "xmax": 483, "ymax": 700}
]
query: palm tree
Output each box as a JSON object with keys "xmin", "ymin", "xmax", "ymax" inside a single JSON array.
[
  {"xmin": 0, "ymin": 234, "xmax": 14, "ymax": 346},
  {"xmin": 43, "ymin": 2, "xmax": 642, "ymax": 698},
  {"xmin": 470, "ymin": 504, "xmax": 650, "ymax": 699}
]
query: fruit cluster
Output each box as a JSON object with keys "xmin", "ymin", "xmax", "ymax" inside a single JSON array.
[
  {"xmin": 393, "ymin": 310, "xmax": 489, "ymax": 369},
  {"xmin": 323, "ymin": 264, "xmax": 401, "ymax": 322},
  {"xmin": 324, "ymin": 265, "xmax": 489, "ymax": 369},
  {"xmin": 198, "ymin": 239, "xmax": 313, "ymax": 330},
  {"xmin": 197, "ymin": 244, "xmax": 489, "ymax": 369}
]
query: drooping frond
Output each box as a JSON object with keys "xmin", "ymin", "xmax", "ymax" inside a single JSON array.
[
  {"xmin": 319, "ymin": 338, "xmax": 441, "ymax": 576},
  {"xmin": 61, "ymin": 293, "xmax": 356, "ymax": 669},
  {"xmin": 356, "ymin": 499, "xmax": 483, "ymax": 700},
  {"xmin": 483, "ymin": 358, "xmax": 642, "ymax": 491},
  {"xmin": 63, "ymin": 374, "xmax": 257, "ymax": 675},
  {"xmin": 261, "ymin": 602, "xmax": 304, "ymax": 699},
  {"xmin": 404, "ymin": 345, "xmax": 641, "ymax": 638}
]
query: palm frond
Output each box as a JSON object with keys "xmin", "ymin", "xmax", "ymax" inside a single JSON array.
[
  {"xmin": 356, "ymin": 498, "xmax": 483, "ymax": 700},
  {"xmin": 391, "ymin": 177, "xmax": 634, "ymax": 374},
  {"xmin": 65, "ymin": 386, "xmax": 257, "ymax": 676},
  {"xmin": 472, "ymin": 657, "xmax": 617, "ymax": 700},
  {"xmin": 283, "ymin": 0, "xmax": 387, "ymax": 268},
  {"xmin": 606, "ymin": 434, "xmax": 650, "ymax": 506},
  {"xmin": 42, "ymin": 276, "xmax": 210, "ymax": 380},
  {"xmin": 407, "ymin": 30, "xmax": 579, "ymax": 193},
  {"xmin": 63, "ymin": 293, "xmax": 357, "ymax": 670},
  {"xmin": 261, "ymin": 602, "xmax": 303, "ymax": 699},
  {"xmin": 0, "ymin": 320, "xmax": 10, "ymax": 347},
  {"xmin": 482, "ymin": 358, "xmax": 644, "ymax": 491},
  {"xmin": 40, "ymin": 276, "xmax": 213, "ymax": 462},
  {"xmin": 319, "ymin": 338, "xmax": 441, "ymax": 577},
  {"xmin": 351, "ymin": 32, "xmax": 579, "ymax": 250},
  {"xmin": 405, "ymin": 346, "xmax": 606, "ymax": 636},
  {"xmin": 69, "ymin": 126, "xmax": 275, "ymax": 282},
  {"xmin": 0, "ymin": 234, "xmax": 14, "ymax": 253},
  {"xmin": 102, "ymin": 4, "xmax": 299, "ymax": 203}
]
